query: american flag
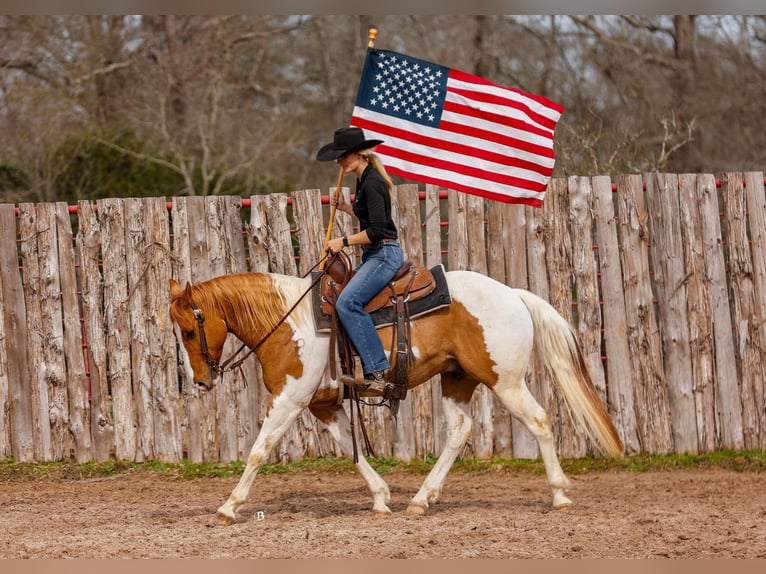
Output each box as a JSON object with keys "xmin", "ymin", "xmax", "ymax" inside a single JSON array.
[{"xmin": 350, "ymin": 48, "xmax": 564, "ymax": 207}]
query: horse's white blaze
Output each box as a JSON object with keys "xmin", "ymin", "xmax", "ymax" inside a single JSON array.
[{"xmin": 173, "ymin": 324, "xmax": 195, "ymax": 383}]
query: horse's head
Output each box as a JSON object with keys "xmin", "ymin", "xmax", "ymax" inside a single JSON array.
[{"xmin": 169, "ymin": 278, "xmax": 229, "ymax": 391}]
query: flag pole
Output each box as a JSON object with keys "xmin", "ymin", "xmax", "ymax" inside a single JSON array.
[{"xmin": 320, "ymin": 27, "xmax": 378, "ymax": 269}]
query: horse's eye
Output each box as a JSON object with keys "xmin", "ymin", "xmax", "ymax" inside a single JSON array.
[{"xmin": 184, "ymin": 330, "xmax": 195, "ymax": 340}]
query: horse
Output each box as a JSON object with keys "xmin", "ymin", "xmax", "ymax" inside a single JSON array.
[{"xmin": 169, "ymin": 268, "xmax": 624, "ymax": 525}]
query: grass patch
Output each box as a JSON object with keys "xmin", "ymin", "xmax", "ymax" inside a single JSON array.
[{"xmin": 0, "ymin": 450, "xmax": 763, "ymax": 482}]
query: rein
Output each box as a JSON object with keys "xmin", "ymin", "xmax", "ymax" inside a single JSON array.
[{"xmin": 188, "ymin": 254, "xmax": 330, "ymax": 389}]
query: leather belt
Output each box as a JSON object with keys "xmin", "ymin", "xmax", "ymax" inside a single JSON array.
[{"xmin": 363, "ymin": 238, "xmax": 397, "ymax": 250}]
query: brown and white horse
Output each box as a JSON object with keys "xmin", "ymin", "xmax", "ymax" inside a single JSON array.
[{"xmin": 169, "ymin": 269, "xmax": 623, "ymax": 525}]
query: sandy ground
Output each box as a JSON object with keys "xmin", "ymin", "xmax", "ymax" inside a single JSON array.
[{"xmin": 0, "ymin": 466, "xmax": 764, "ymax": 559}]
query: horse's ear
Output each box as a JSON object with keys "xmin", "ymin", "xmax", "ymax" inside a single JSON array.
[
  {"xmin": 184, "ymin": 283, "xmax": 194, "ymax": 299},
  {"xmin": 169, "ymin": 279, "xmax": 184, "ymax": 301}
]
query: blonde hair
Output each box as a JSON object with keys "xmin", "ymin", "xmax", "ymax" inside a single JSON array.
[{"xmin": 359, "ymin": 150, "xmax": 394, "ymax": 197}]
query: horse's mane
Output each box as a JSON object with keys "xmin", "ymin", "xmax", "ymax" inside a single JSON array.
[{"xmin": 192, "ymin": 272, "xmax": 312, "ymax": 334}]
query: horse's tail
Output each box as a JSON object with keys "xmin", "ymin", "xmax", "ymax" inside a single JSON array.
[{"xmin": 514, "ymin": 289, "xmax": 624, "ymax": 458}]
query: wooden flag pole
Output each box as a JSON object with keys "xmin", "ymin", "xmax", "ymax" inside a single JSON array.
[{"xmin": 320, "ymin": 27, "xmax": 378, "ymax": 269}]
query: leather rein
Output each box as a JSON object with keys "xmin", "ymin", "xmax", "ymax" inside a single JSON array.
[{"xmin": 187, "ymin": 255, "xmax": 330, "ymax": 391}]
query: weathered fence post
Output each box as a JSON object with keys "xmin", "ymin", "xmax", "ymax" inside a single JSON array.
[
  {"xmin": 502, "ymin": 200, "xmax": 538, "ymax": 459},
  {"xmin": 615, "ymin": 175, "xmax": 673, "ymax": 454},
  {"xmin": 56, "ymin": 202, "xmax": 91, "ymax": 462},
  {"xmin": 695, "ymin": 174, "xmax": 743, "ymax": 450},
  {"xmin": 568, "ymin": 176, "xmax": 608, "ymax": 455},
  {"xmin": 401, "ymin": 184, "xmax": 438, "ymax": 460},
  {"xmin": 592, "ymin": 176, "xmax": 640, "ymax": 454},
  {"xmin": 743, "ymin": 171, "xmax": 766, "ymax": 450},
  {"xmin": 77, "ymin": 200, "xmax": 114, "ymax": 461},
  {"xmin": 98, "ymin": 197, "xmax": 136, "ymax": 461},
  {"xmin": 486, "ymin": 200, "xmax": 513, "ymax": 458},
  {"xmin": 545, "ymin": 177, "xmax": 586, "ymax": 458},
  {"xmin": 677, "ymin": 174, "xmax": 717, "ymax": 453},
  {"xmin": 721, "ymin": 172, "xmax": 766, "ymax": 450},
  {"xmin": 423, "ymin": 184, "xmax": 446, "ymax": 456},
  {"xmin": 0, "ymin": 204, "xmax": 33, "ymax": 461},
  {"xmin": 171, "ymin": 196, "xmax": 205, "ymax": 462},
  {"xmin": 645, "ymin": 173, "xmax": 697, "ymax": 454}
]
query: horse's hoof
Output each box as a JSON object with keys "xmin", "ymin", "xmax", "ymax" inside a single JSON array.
[
  {"xmin": 552, "ymin": 491, "xmax": 572, "ymax": 509},
  {"xmin": 211, "ymin": 511, "xmax": 235, "ymax": 526},
  {"xmin": 405, "ymin": 504, "xmax": 427, "ymax": 516},
  {"xmin": 373, "ymin": 509, "xmax": 392, "ymax": 518}
]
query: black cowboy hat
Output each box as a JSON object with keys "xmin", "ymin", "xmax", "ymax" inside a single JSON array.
[{"xmin": 316, "ymin": 127, "xmax": 384, "ymax": 162}]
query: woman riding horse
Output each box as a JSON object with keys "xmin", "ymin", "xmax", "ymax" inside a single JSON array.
[{"xmin": 317, "ymin": 126, "xmax": 404, "ymax": 389}]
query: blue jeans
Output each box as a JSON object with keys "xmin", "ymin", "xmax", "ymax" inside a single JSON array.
[{"xmin": 336, "ymin": 241, "xmax": 404, "ymax": 375}]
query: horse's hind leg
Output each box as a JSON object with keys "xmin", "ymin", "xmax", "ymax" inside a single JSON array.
[
  {"xmin": 491, "ymin": 378, "xmax": 573, "ymax": 508},
  {"xmin": 214, "ymin": 391, "xmax": 307, "ymax": 525},
  {"xmin": 406, "ymin": 373, "xmax": 478, "ymax": 515},
  {"xmin": 310, "ymin": 403, "xmax": 392, "ymax": 516}
]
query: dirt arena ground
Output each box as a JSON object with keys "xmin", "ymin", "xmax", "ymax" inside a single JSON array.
[{"xmin": 1, "ymin": 466, "xmax": 764, "ymax": 559}]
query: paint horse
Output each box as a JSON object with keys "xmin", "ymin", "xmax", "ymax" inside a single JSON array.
[{"xmin": 169, "ymin": 268, "xmax": 624, "ymax": 525}]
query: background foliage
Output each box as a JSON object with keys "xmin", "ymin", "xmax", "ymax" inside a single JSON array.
[{"xmin": 1, "ymin": 15, "xmax": 765, "ymax": 202}]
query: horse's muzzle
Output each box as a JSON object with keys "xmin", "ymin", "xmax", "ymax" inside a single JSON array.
[{"xmin": 196, "ymin": 380, "xmax": 215, "ymax": 392}]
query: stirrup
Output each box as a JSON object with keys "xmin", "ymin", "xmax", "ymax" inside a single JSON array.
[{"xmin": 339, "ymin": 357, "xmax": 369, "ymax": 391}]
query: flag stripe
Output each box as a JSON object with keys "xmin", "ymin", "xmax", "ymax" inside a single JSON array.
[
  {"xmin": 438, "ymin": 116, "xmax": 555, "ymax": 161},
  {"xmin": 444, "ymin": 85, "xmax": 557, "ymax": 145},
  {"xmin": 375, "ymin": 143, "xmax": 547, "ymax": 192},
  {"xmin": 353, "ymin": 106, "xmax": 555, "ymax": 171},
  {"xmin": 447, "ymin": 85, "xmax": 559, "ymax": 134},
  {"xmin": 449, "ymin": 68, "xmax": 564, "ymax": 122},
  {"xmin": 385, "ymin": 162, "xmax": 544, "ymax": 207},
  {"xmin": 443, "ymin": 98, "xmax": 555, "ymax": 143}
]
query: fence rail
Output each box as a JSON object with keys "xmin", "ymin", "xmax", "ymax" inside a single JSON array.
[{"xmin": 0, "ymin": 172, "xmax": 764, "ymax": 463}]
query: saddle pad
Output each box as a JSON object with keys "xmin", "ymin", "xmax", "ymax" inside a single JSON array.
[{"xmin": 310, "ymin": 264, "xmax": 452, "ymax": 333}]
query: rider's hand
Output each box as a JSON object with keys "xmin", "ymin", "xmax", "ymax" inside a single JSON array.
[
  {"xmin": 325, "ymin": 236, "xmax": 345, "ymax": 254},
  {"xmin": 329, "ymin": 193, "xmax": 347, "ymax": 207},
  {"xmin": 330, "ymin": 193, "xmax": 353, "ymax": 215}
]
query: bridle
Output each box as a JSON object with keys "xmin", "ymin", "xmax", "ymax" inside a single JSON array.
[
  {"xmin": 183, "ymin": 254, "xmax": 331, "ymax": 391},
  {"xmin": 188, "ymin": 300, "xmax": 225, "ymax": 390}
]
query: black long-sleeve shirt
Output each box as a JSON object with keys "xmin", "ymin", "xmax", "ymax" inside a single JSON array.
[{"xmin": 353, "ymin": 164, "xmax": 398, "ymax": 244}]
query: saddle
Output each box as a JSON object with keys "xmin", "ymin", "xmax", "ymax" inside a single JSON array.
[
  {"xmin": 319, "ymin": 251, "xmax": 437, "ymax": 316},
  {"xmin": 315, "ymin": 250, "xmax": 438, "ymax": 415}
]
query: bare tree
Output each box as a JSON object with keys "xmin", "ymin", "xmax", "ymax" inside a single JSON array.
[
  {"xmin": 0, "ymin": 16, "xmax": 140, "ymax": 201},
  {"xmin": 90, "ymin": 15, "xmax": 317, "ymax": 196}
]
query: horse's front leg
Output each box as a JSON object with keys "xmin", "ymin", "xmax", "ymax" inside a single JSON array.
[
  {"xmin": 310, "ymin": 403, "xmax": 391, "ymax": 516},
  {"xmin": 214, "ymin": 389, "xmax": 308, "ymax": 525}
]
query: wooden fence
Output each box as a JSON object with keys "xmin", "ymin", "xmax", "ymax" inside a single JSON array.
[{"xmin": 0, "ymin": 172, "xmax": 764, "ymax": 464}]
